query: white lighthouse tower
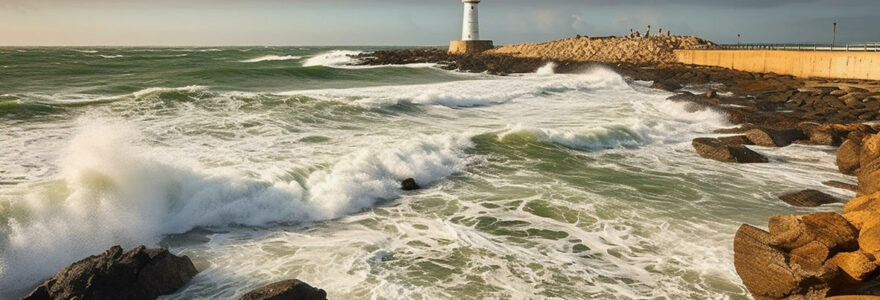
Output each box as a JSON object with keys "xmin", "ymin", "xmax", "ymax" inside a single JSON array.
[
  {"xmin": 461, "ymin": 0, "xmax": 480, "ymax": 40},
  {"xmin": 449, "ymin": 0, "xmax": 493, "ymax": 54}
]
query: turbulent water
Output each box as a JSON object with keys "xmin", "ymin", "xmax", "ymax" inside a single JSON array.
[{"xmin": 0, "ymin": 47, "xmax": 855, "ymax": 299}]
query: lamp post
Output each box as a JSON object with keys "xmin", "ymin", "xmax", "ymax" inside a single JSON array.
[
  {"xmin": 832, "ymin": 22, "xmax": 837, "ymax": 50},
  {"xmin": 737, "ymin": 34, "xmax": 741, "ymax": 47}
]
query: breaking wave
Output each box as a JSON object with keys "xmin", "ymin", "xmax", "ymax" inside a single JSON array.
[{"xmin": 0, "ymin": 119, "xmax": 473, "ymax": 292}]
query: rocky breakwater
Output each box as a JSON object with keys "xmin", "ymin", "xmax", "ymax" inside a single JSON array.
[
  {"xmin": 731, "ymin": 130, "xmax": 880, "ymax": 299},
  {"xmin": 486, "ymin": 35, "xmax": 714, "ymax": 64}
]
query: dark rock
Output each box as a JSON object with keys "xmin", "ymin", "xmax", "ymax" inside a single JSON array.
[
  {"xmin": 401, "ymin": 178, "xmax": 421, "ymax": 191},
  {"xmin": 745, "ymin": 128, "xmax": 807, "ymax": 147},
  {"xmin": 23, "ymin": 245, "xmax": 198, "ymax": 300},
  {"xmin": 778, "ymin": 189, "xmax": 842, "ymax": 207},
  {"xmin": 692, "ymin": 138, "xmax": 768, "ymax": 163},
  {"xmin": 239, "ymin": 279, "xmax": 328, "ymax": 300},
  {"xmin": 823, "ymin": 181, "xmax": 859, "ymax": 192},
  {"xmin": 705, "ymin": 90, "xmax": 718, "ymax": 98},
  {"xmin": 651, "ymin": 80, "xmax": 682, "ymax": 92},
  {"xmin": 717, "ymin": 135, "xmax": 754, "ymax": 145}
]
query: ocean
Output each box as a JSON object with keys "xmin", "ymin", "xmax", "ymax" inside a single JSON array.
[{"xmin": 0, "ymin": 47, "xmax": 853, "ymax": 299}]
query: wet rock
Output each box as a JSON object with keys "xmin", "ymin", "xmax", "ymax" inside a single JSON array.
[
  {"xmin": 745, "ymin": 128, "xmax": 807, "ymax": 147},
  {"xmin": 778, "ymin": 190, "xmax": 842, "ymax": 207},
  {"xmin": 401, "ymin": 178, "xmax": 421, "ymax": 191},
  {"xmin": 651, "ymin": 80, "xmax": 682, "ymax": 92},
  {"xmin": 734, "ymin": 224, "xmax": 800, "ymax": 298},
  {"xmin": 768, "ymin": 213, "xmax": 859, "ymax": 252},
  {"xmin": 705, "ymin": 90, "xmax": 718, "ymax": 98},
  {"xmin": 717, "ymin": 135, "xmax": 754, "ymax": 145},
  {"xmin": 839, "ymin": 139, "xmax": 863, "ymax": 175},
  {"xmin": 823, "ymin": 181, "xmax": 859, "ymax": 192},
  {"xmin": 692, "ymin": 137, "xmax": 768, "ymax": 163},
  {"xmin": 239, "ymin": 279, "xmax": 328, "ymax": 300},
  {"xmin": 23, "ymin": 245, "xmax": 198, "ymax": 300}
]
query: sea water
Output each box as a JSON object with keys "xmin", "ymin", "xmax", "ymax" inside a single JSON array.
[{"xmin": 0, "ymin": 47, "xmax": 854, "ymax": 299}]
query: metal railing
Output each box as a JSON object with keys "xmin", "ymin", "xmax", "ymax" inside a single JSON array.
[{"xmin": 695, "ymin": 43, "xmax": 880, "ymax": 51}]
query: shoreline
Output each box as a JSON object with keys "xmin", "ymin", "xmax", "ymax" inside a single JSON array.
[{"xmin": 354, "ymin": 43, "xmax": 880, "ymax": 299}]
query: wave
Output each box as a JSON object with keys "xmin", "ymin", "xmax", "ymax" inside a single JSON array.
[
  {"xmin": 281, "ymin": 66, "xmax": 631, "ymax": 108},
  {"xmin": 73, "ymin": 50, "xmax": 98, "ymax": 53},
  {"xmin": 240, "ymin": 55, "xmax": 303, "ymax": 63},
  {"xmin": 131, "ymin": 85, "xmax": 208, "ymax": 99},
  {"xmin": 302, "ymin": 50, "xmax": 364, "ymax": 67},
  {"xmin": 498, "ymin": 124, "xmax": 646, "ymax": 151},
  {"xmin": 100, "ymin": 55, "xmax": 124, "ymax": 59},
  {"xmin": 536, "ymin": 62, "xmax": 556, "ymax": 75},
  {"xmin": 0, "ymin": 119, "xmax": 472, "ymax": 291}
]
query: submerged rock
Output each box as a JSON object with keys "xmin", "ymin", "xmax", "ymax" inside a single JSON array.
[
  {"xmin": 692, "ymin": 137, "xmax": 768, "ymax": 163},
  {"xmin": 778, "ymin": 189, "xmax": 842, "ymax": 207},
  {"xmin": 401, "ymin": 178, "xmax": 421, "ymax": 191},
  {"xmin": 23, "ymin": 245, "xmax": 198, "ymax": 300},
  {"xmin": 239, "ymin": 279, "xmax": 328, "ymax": 300},
  {"xmin": 824, "ymin": 180, "xmax": 859, "ymax": 192}
]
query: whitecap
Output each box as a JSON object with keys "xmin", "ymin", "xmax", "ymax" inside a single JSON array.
[{"xmin": 240, "ymin": 55, "xmax": 303, "ymax": 63}]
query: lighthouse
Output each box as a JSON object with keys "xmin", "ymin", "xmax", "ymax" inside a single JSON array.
[
  {"xmin": 461, "ymin": 0, "xmax": 480, "ymax": 40},
  {"xmin": 449, "ymin": 0, "xmax": 493, "ymax": 54}
]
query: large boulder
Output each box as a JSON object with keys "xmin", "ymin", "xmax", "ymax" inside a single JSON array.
[
  {"xmin": 745, "ymin": 128, "xmax": 807, "ymax": 147},
  {"xmin": 734, "ymin": 224, "xmax": 801, "ymax": 298},
  {"xmin": 651, "ymin": 80, "xmax": 682, "ymax": 92},
  {"xmin": 692, "ymin": 138, "xmax": 768, "ymax": 163},
  {"xmin": 839, "ymin": 139, "xmax": 863, "ymax": 175},
  {"xmin": 858, "ymin": 134, "xmax": 880, "ymax": 195},
  {"xmin": 826, "ymin": 250, "xmax": 878, "ymax": 282},
  {"xmin": 23, "ymin": 245, "xmax": 198, "ymax": 300},
  {"xmin": 768, "ymin": 213, "xmax": 859, "ymax": 252},
  {"xmin": 800, "ymin": 123, "xmax": 876, "ymax": 146},
  {"xmin": 239, "ymin": 279, "xmax": 328, "ymax": 300},
  {"xmin": 778, "ymin": 190, "xmax": 842, "ymax": 207}
]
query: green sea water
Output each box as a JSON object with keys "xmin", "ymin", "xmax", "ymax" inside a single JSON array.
[{"xmin": 0, "ymin": 47, "xmax": 854, "ymax": 299}]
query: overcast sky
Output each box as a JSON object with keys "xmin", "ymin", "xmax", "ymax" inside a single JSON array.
[{"xmin": 1, "ymin": 0, "xmax": 878, "ymax": 46}]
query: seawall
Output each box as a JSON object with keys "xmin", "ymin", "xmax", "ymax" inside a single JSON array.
[{"xmin": 675, "ymin": 50, "xmax": 880, "ymax": 80}]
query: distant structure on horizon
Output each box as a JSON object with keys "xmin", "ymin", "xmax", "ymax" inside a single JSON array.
[{"xmin": 449, "ymin": 0, "xmax": 494, "ymax": 54}]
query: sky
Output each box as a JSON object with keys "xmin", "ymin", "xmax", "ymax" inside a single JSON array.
[{"xmin": 1, "ymin": 0, "xmax": 879, "ymax": 46}]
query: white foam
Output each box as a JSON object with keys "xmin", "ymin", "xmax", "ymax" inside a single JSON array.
[
  {"xmin": 0, "ymin": 118, "xmax": 473, "ymax": 292},
  {"xmin": 99, "ymin": 55, "xmax": 124, "ymax": 59},
  {"xmin": 131, "ymin": 85, "xmax": 208, "ymax": 98},
  {"xmin": 302, "ymin": 50, "xmax": 364, "ymax": 67},
  {"xmin": 240, "ymin": 55, "xmax": 303, "ymax": 63},
  {"xmin": 535, "ymin": 62, "xmax": 556, "ymax": 75},
  {"xmin": 282, "ymin": 66, "xmax": 631, "ymax": 108}
]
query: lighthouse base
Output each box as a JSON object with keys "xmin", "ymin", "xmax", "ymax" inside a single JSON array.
[{"xmin": 449, "ymin": 40, "xmax": 494, "ymax": 55}]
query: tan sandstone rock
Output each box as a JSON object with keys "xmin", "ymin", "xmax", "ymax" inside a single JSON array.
[
  {"xmin": 734, "ymin": 224, "xmax": 800, "ymax": 298},
  {"xmin": 769, "ymin": 213, "xmax": 859, "ymax": 252},
  {"xmin": 827, "ymin": 250, "xmax": 878, "ymax": 281},
  {"xmin": 839, "ymin": 139, "xmax": 863, "ymax": 175}
]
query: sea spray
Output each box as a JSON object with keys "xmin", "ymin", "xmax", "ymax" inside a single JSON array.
[{"xmin": 0, "ymin": 118, "xmax": 473, "ymax": 294}]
